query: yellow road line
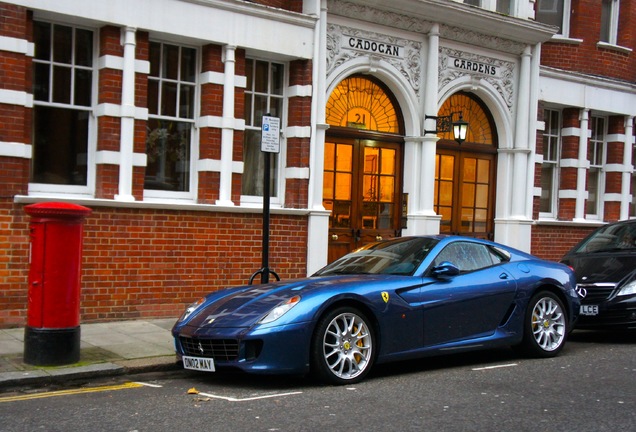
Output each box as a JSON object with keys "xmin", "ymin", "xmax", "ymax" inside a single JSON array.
[{"xmin": 0, "ymin": 382, "xmax": 144, "ymax": 403}]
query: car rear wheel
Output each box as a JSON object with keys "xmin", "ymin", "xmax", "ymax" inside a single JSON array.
[
  {"xmin": 518, "ymin": 291, "xmax": 567, "ymax": 357},
  {"xmin": 311, "ymin": 307, "xmax": 375, "ymax": 385}
]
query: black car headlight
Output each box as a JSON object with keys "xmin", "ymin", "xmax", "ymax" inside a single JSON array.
[
  {"xmin": 617, "ymin": 280, "xmax": 636, "ymax": 297},
  {"xmin": 258, "ymin": 295, "xmax": 301, "ymax": 324},
  {"xmin": 178, "ymin": 297, "xmax": 206, "ymax": 322}
]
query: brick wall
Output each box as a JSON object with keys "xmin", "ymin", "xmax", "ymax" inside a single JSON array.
[
  {"xmin": 541, "ymin": 0, "xmax": 636, "ymax": 83},
  {"xmin": 531, "ymin": 224, "xmax": 597, "ymax": 262},
  {"xmin": 0, "ymin": 3, "xmax": 30, "ymax": 196},
  {"xmin": 0, "ymin": 203, "xmax": 308, "ymax": 327}
]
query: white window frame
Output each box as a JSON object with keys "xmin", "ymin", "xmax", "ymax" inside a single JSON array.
[
  {"xmin": 29, "ymin": 20, "xmax": 97, "ymax": 198},
  {"xmin": 240, "ymin": 57, "xmax": 287, "ymax": 207},
  {"xmin": 143, "ymin": 40, "xmax": 199, "ymax": 202},
  {"xmin": 586, "ymin": 116, "xmax": 607, "ymax": 220},
  {"xmin": 600, "ymin": 0, "xmax": 620, "ymax": 46},
  {"xmin": 539, "ymin": 108, "xmax": 561, "ymax": 219}
]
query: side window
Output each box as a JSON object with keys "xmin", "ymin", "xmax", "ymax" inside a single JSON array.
[
  {"xmin": 242, "ymin": 59, "xmax": 285, "ymax": 198},
  {"xmin": 32, "ymin": 22, "xmax": 94, "ymax": 189},
  {"xmin": 433, "ymin": 242, "xmax": 503, "ymax": 272},
  {"xmin": 145, "ymin": 41, "xmax": 197, "ymax": 195}
]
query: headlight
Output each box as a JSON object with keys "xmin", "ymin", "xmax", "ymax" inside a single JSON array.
[
  {"xmin": 178, "ymin": 297, "xmax": 206, "ymax": 322},
  {"xmin": 258, "ymin": 295, "xmax": 301, "ymax": 324},
  {"xmin": 617, "ymin": 280, "xmax": 636, "ymax": 297}
]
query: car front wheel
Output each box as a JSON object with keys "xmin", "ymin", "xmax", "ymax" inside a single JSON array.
[
  {"xmin": 311, "ymin": 307, "xmax": 375, "ymax": 385},
  {"xmin": 518, "ymin": 291, "xmax": 568, "ymax": 357}
]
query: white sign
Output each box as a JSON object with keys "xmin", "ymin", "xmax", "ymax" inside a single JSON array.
[
  {"xmin": 261, "ymin": 116, "xmax": 280, "ymax": 153},
  {"xmin": 342, "ymin": 35, "xmax": 404, "ymax": 58}
]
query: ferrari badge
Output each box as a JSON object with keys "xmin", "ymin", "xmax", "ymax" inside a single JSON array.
[{"xmin": 381, "ymin": 292, "xmax": 389, "ymax": 303}]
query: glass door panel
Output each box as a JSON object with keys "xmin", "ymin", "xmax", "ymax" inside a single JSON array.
[
  {"xmin": 324, "ymin": 140, "xmax": 402, "ymax": 262},
  {"xmin": 434, "ymin": 150, "xmax": 494, "ymax": 239}
]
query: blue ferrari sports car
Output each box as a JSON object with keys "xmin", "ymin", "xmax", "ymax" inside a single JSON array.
[{"xmin": 172, "ymin": 236, "xmax": 580, "ymax": 384}]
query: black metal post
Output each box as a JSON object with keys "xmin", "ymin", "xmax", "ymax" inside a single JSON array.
[{"xmin": 261, "ymin": 150, "xmax": 271, "ymax": 283}]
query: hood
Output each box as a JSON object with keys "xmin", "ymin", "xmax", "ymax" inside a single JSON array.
[
  {"xmin": 184, "ymin": 274, "xmax": 389, "ymax": 328},
  {"xmin": 563, "ymin": 253, "xmax": 636, "ymax": 285}
]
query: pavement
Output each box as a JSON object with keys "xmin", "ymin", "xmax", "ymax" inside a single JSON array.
[{"xmin": 0, "ymin": 319, "xmax": 180, "ymax": 390}]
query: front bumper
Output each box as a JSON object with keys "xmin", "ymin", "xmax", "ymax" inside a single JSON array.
[
  {"xmin": 173, "ymin": 321, "xmax": 314, "ymax": 375},
  {"xmin": 577, "ymin": 295, "xmax": 636, "ymax": 330}
]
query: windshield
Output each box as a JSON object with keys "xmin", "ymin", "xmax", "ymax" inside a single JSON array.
[
  {"xmin": 575, "ymin": 223, "xmax": 636, "ymax": 253},
  {"xmin": 314, "ymin": 237, "xmax": 439, "ymax": 276}
]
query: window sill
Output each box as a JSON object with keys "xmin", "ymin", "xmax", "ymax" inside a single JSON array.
[
  {"xmin": 14, "ymin": 195, "xmax": 309, "ymax": 216},
  {"xmin": 534, "ymin": 218, "xmax": 605, "ymax": 228},
  {"xmin": 596, "ymin": 42, "xmax": 632, "ymax": 54},
  {"xmin": 548, "ymin": 36, "xmax": 583, "ymax": 45}
]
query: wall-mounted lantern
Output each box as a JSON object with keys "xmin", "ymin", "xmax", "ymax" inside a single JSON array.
[{"xmin": 424, "ymin": 112, "xmax": 469, "ymax": 144}]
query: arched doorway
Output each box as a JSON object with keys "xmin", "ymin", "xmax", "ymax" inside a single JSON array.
[
  {"xmin": 434, "ymin": 92, "xmax": 497, "ymax": 239},
  {"xmin": 324, "ymin": 75, "xmax": 405, "ymax": 262}
]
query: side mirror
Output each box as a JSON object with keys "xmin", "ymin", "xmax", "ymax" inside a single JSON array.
[{"xmin": 431, "ymin": 261, "xmax": 460, "ymax": 278}]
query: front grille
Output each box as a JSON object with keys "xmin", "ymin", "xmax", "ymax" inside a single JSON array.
[
  {"xmin": 179, "ymin": 336, "xmax": 239, "ymax": 361},
  {"xmin": 577, "ymin": 283, "xmax": 616, "ymax": 304}
]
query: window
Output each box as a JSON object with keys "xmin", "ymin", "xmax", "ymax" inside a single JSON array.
[
  {"xmin": 536, "ymin": 0, "xmax": 571, "ymax": 36},
  {"xmin": 586, "ymin": 116, "xmax": 606, "ymax": 218},
  {"xmin": 540, "ymin": 109, "xmax": 561, "ymax": 217},
  {"xmin": 496, "ymin": 0, "xmax": 511, "ymax": 14},
  {"xmin": 432, "ymin": 242, "xmax": 506, "ymax": 273},
  {"xmin": 463, "ymin": 0, "xmax": 481, "ymax": 6},
  {"xmin": 600, "ymin": 0, "xmax": 620, "ymax": 45},
  {"xmin": 146, "ymin": 41, "xmax": 197, "ymax": 193},
  {"xmin": 32, "ymin": 22, "xmax": 94, "ymax": 189},
  {"xmin": 242, "ymin": 59, "xmax": 285, "ymax": 197}
]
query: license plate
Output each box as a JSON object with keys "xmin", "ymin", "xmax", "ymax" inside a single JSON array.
[
  {"xmin": 580, "ymin": 305, "xmax": 599, "ymax": 316},
  {"xmin": 182, "ymin": 356, "xmax": 215, "ymax": 372}
]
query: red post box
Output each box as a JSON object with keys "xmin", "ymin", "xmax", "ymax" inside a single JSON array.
[{"xmin": 23, "ymin": 202, "xmax": 92, "ymax": 366}]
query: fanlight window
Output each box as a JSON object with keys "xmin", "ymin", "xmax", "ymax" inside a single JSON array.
[
  {"xmin": 437, "ymin": 93, "xmax": 493, "ymax": 145},
  {"xmin": 326, "ymin": 76, "xmax": 400, "ymax": 133}
]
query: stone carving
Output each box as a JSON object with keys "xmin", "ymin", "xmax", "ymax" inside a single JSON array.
[
  {"xmin": 440, "ymin": 47, "xmax": 515, "ymax": 112},
  {"xmin": 327, "ymin": 24, "xmax": 422, "ymax": 97},
  {"xmin": 327, "ymin": 0, "xmax": 526, "ymax": 55}
]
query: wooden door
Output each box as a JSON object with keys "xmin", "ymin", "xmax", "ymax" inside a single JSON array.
[
  {"xmin": 435, "ymin": 149, "xmax": 495, "ymax": 239},
  {"xmin": 323, "ymin": 139, "xmax": 403, "ymax": 262}
]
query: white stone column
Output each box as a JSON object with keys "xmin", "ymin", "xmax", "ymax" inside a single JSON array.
[
  {"xmin": 216, "ymin": 45, "xmax": 236, "ymax": 206},
  {"xmin": 575, "ymin": 109, "xmax": 590, "ymax": 221},
  {"xmin": 115, "ymin": 27, "xmax": 137, "ymax": 202},
  {"xmin": 420, "ymin": 24, "xmax": 440, "ymax": 217},
  {"xmin": 407, "ymin": 24, "xmax": 441, "ymax": 235},
  {"xmin": 510, "ymin": 46, "xmax": 532, "ymax": 218},
  {"xmin": 620, "ymin": 116, "xmax": 634, "ymax": 220},
  {"xmin": 306, "ymin": 0, "xmax": 330, "ymax": 275}
]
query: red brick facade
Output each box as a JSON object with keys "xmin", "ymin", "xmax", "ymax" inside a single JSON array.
[
  {"xmin": 532, "ymin": 0, "xmax": 636, "ymax": 261},
  {"xmin": 541, "ymin": 0, "xmax": 636, "ymax": 82},
  {"xmin": 0, "ymin": 3, "xmax": 312, "ymax": 327}
]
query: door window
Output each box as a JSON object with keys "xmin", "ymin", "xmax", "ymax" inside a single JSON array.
[
  {"xmin": 324, "ymin": 76, "xmax": 404, "ymax": 262},
  {"xmin": 434, "ymin": 93, "xmax": 497, "ymax": 239}
]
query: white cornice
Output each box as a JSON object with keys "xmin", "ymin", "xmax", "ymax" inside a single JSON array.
[
  {"xmin": 541, "ymin": 66, "xmax": 636, "ymax": 94},
  {"xmin": 329, "ymin": 0, "xmax": 557, "ymax": 46}
]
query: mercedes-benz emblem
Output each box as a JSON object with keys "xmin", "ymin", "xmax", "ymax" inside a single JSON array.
[{"xmin": 575, "ymin": 286, "xmax": 587, "ymax": 298}]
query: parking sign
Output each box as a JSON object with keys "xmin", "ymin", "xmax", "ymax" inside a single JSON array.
[{"xmin": 261, "ymin": 116, "xmax": 280, "ymax": 153}]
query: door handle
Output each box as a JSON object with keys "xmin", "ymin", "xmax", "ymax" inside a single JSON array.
[
  {"xmin": 376, "ymin": 235, "xmax": 383, "ymax": 241},
  {"xmin": 331, "ymin": 234, "xmax": 339, "ymax": 241}
]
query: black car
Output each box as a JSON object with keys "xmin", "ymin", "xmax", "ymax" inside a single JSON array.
[{"xmin": 561, "ymin": 220, "xmax": 636, "ymax": 330}]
